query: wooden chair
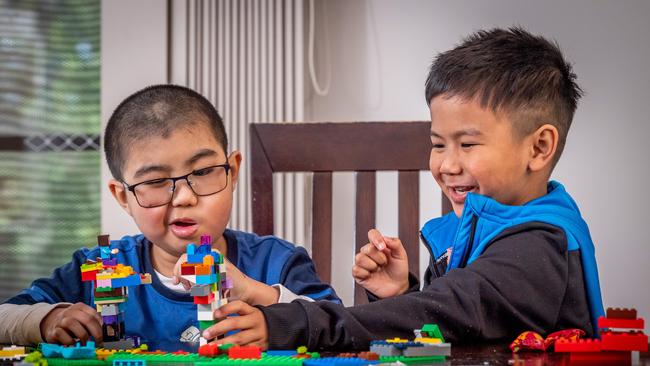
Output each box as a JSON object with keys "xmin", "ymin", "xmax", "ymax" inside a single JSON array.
[{"xmin": 250, "ymin": 121, "xmax": 452, "ymax": 304}]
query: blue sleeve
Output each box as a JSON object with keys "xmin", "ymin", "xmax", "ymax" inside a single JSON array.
[
  {"xmin": 2, "ymin": 248, "xmax": 94, "ymax": 306},
  {"xmin": 278, "ymin": 247, "xmax": 342, "ymax": 304}
]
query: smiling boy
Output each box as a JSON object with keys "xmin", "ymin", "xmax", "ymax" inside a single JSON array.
[{"xmin": 208, "ymin": 27, "xmax": 605, "ymax": 350}]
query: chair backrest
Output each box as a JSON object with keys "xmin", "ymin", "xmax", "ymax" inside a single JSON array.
[{"xmin": 250, "ymin": 121, "xmax": 452, "ymax": 304}]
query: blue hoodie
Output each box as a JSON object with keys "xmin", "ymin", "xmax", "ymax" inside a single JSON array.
[{"xmin": 420, "ymin": 181, "xmax": 605, "ymax": 334}]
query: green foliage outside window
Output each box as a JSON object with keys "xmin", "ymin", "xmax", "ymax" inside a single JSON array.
[{"xmin": 0, "ymin": 0, "xmax": 100, "ymax": 301}]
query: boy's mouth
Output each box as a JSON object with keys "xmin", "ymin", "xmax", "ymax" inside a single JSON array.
[
  {"xmin": 447, "ymin": 185, "xmax": 477, "ymax": 202},
  {"xmin": 169, "ymin": 218, "xmax": 198, "ymax": 238}
]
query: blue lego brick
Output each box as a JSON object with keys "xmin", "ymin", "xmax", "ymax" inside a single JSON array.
[
  {"xmin": 188, "ymin": 253, "xmax": 206, "ymax": 264},
  {"xmin": 112, "ymin": 360, "xmax": 146, "ymax": 366},
  {"xmin": 111, "ymin": 274, "xmax": 142, "ymax": 287},
  {"xmin": 304, "ymin": 357, "xmax": 379, "ymax": 365},
  {"xmin": 196, "ymin": 274, "xmax": 217, "ymax": 285},
  {"xmin": 60, "ymin": 341, "xmax": 96, "ymax": 359},
  {"xmin": 266, "ymin": 350, "xmax": 297, "ymax": 356},
  {"xmin": 196, "ymin": 244, "xmax": 211, "ymax": 254},
  {"xmin": 187, "ymin": 243, "xmax": 197, "ymax": 255}
]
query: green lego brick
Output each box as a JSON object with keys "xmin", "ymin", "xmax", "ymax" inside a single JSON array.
[
  {"xmin": 45, "ymin": 357, "xmax": 110, "ymax": 366},
  {"xmin": 379, "ymin": 355, "xmax": 446, "ymax": 364},
  {"xmin": 199, "ymin": 320, "xmax": 216, "ymax": 330},
  {"xmin": 420, "ymin": 324, "xmax": 444, "ymax": 342}
]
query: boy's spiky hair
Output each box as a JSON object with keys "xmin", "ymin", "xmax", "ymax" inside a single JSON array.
[
  {"xmin": 425, "ymin": 26, "xmax": 583, "ymax": 165},
  {"xmin": 104, "ymin": 84, "xmax": 228, "ymax": 181}
]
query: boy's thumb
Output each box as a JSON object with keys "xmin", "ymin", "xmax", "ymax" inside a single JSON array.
[
  {"xmin": 383, "ymin": 236, "xmax": 407, "ymax": 257},
  {"xmin": 367, "ymin": 229, "xmax": 387, "ymax": 251}
]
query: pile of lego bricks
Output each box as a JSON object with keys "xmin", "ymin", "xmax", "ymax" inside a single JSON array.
[{"xmin": 555, "ymin": 307, "xmax": 648, "ymax": 363}]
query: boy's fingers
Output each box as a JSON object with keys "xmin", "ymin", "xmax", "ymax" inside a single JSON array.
[
  {"xmin": 367, "ymin": 229, "xmax": 386, "ymax": 251},
  {"xmin": 76, "ymin": 303, "xmax": 102, "ymax": 325},
  {"xmin": 52, "ymin": 327, "xmax": 75, "ymax": 345},
  {"xmin": 60, "ymin": 318, "xmax": 89, "ymax": 343},
  {"xmin": 354, "ymin": 254, "xmax": 380, "ymax": 273},
  {"xmin": 214, "ymin": 300, "xmax": 255, "ymax": 318},
  {"xmin": 352, "ymin": 265, "xmax": 370, "ymax": 282},
  {"xmin": 383, "ymin": 236, "xmax": 407, "ymax": 258}
]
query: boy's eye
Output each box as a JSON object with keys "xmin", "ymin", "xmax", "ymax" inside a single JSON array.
[
  {"xmin": 193, "ymin": 167, "xmax": 215, "ymax": 177},
  {"xmin": 461, "ymin": 143, "xmax": 477, "ymax": 148},
  {"xmin": 431, "ymin": 143, "xmax": 445, "ymax": 149},
  {"xmin": 142, "ymin": 178, "xmax": 169, "ymax": 187}
]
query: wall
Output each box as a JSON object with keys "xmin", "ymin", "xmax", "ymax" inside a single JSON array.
[
  {"xmin": 308, "ymin": 0, "xmax": 650, "ymax": 328},
  {"xmin": 101, "ymin": 0, "xmax": 168, "ymax": 237}
]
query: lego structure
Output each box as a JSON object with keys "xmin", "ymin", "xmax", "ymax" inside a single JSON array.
[
  {"xmin": 80, "ymin": 234, "xmax": 152, "ymax": 349},
  {"xmin": 555, "ymin": 307, "xmax": 647, "ymax": 363},
  {"xmin": 178, "ymin": 234, "xmax": 233, "ymax": 346}
]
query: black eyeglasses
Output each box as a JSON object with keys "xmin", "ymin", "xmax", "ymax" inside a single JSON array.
[{"xmin": 124, "ymin": 164, "xmax": 231, "ymax": 208}]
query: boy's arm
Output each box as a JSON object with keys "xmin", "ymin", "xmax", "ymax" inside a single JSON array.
[
  {"xmin": 278, "ymin": 247, "xmax": 342, "ymax": 304},
  {"xmin": 0, "ymin": 303, "xmax": 70, "ymax": 344},
  {"xmin": 1, "ymin": 248, "xmax": 94, "ymax": 344},
  {"xmin": 259, "ymin": 223, "xmax": 583, "ymax": 350}
]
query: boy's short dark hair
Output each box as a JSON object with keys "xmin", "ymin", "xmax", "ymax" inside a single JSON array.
[
  {"xmin": 104, "ymin": 84, "xmax": 228, "ymax": 181},
  {"xmin": 425, "ymin": 26, "xmax": 583, "ymax": 166}
]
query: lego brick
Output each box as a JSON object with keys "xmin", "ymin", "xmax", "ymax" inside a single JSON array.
[
  {"xmin": 266, "ymin": 350, "xmax": 298, "ymax": 356},
  {"xmin": 555, "ymin": 338, "xmax": 602, "ymax": 352},
  {"xmin": 59, "ymin": 341, "xmax": 96, "ymax": 359},
  {"xmin": 418, "ymin": 324, "xmax": 445, "ymax": 342},
  {"xmin": 193, "ymin": 293, "xmax": 215, "ymax": 305},
  {"xmin": 181, "ymin": 263, "xmax": 196, "ymax": 275},
  {"xmin": 186, "ymin": 243, "xmax": 197, "ymax": 255},
  {"xmin": 187, "ymin": 253, "xmax": 206, "ymax": 264},
  {"xmin": 96, "ymin": 279, "xmax": 112, "ymax": 288},
  {"xmin": 111, "ymin": 274, "xmax": 143, "ymax": 287},
  {"xmin": 198, "ymin": 320, "xmax": 215, "ymax": 331},
  {"xmin": 196, "ymin": 244, "xmax": 211, "ymax": 254},
  {"xmin": 198, "ymin": 343, "xmax": 220, "ymax": 357},
  {"xmin": 598, "ymin": 316, "xmax": 644, "ymax": 329},
  {"xmin": 200, "ymin": 234, "xmax": 212, "ymax": 245},
  {"xmin": 190, "ymin": 284, "xmax": 212, "ymax": 297},
  {"xmin": 601, "ymin": 331, "xmax": 648, "ymax": 352},
  {"xmin": 196, "ymin": 274, "xmax": 217, "ymax": 285},
  {"xmin": 100, "ymin": 304, "xmax": 119, "ymax": 316},
  {"xmin": 569, "ymin": 351, "xmax": 631, "ymax": 363},
  {"xmin": 103, "ymin": 315, "xmax": 119, "ymax": 325},
  {"xmin": 102, "ymin": 338, "xmax": 135, "ymax": 351},
  {"xmin": 81, "ymin": 269, "xmax": 97, "ymax": 282},
  {"xmin": 112, "ymin": 360, "xmax": 146, "ymax": 366},
  {"xmin": 195, "ymin": 264, "xmax": 213, "ymax": 275},
  {"xmin": 227, "ymin": 345, "xmax": 261, "ymax": 359},
  {"xmin": 606, "ymin": 307, "xmax": 637, "ymax": 319},
  {"xmin": 95, "ymin": 288, "xmax": 125, "ymax": 298},
  {"xmin": 98, "ymin": 234, "xmax": 110, "ymax": 246}
]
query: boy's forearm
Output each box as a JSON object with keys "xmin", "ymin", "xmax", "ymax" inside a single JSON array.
[
  {"xmin": 0, "ymin": 302, "xmax": 71, "ymax": 345},
  {"xmin": 246, "ymin": 281, "xmax": 280, "ymax": 306}
]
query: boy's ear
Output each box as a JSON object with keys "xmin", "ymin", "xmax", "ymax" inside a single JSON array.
[
  {"xmin": 528, "ymin": 123, "xmax": 559, "ymax": 172},
  {"xmin": 108, "ymin": 179, "xmax": 133, "ymax": 216},
  {"xmin": 227, "ymin": 150, "xmax": 243, "ymax": 191}
]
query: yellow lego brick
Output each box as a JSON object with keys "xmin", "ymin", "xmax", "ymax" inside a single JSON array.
[
  {"xmin": 386, "ymin": 337, "xmax": 409, "ymax": 343},
  {"xmin": 414, "ymin": 337, "xmax": 442, "ymax": 344}
]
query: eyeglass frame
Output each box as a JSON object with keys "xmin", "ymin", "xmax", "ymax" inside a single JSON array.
[{"xmin": 123, "ymin": 163, "xmax": 231, "ymax": 208}]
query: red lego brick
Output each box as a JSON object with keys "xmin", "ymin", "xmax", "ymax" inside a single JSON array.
[
  {"xmin": 198, "ymin": 343, "xmax": 220, "ymax": 357},
  {"xmin": 606, "ymin": 307, "xmax": 637, "ymax": 319},
  {"xmin": 569, "ymin": 351, "xmax": 631, "ymax": 363},
  {"xmin": 81, "ymin": 270, "xmax": 97, "ymax": 282},
  {"xmin": 181, "ymin": 264, "xmax": 195, "ymax": 275},
  {"xmin": 228, "ymin": 345, "xmax": 262, "ymax": 359},
  {"xmin": 555, "ymin": 338, "xmax": 602, "ymax": 353},
  {"xmin": 600, "ymin": 330, "xmax": 648, "ymax": 352},
  {"xmin": 193, "ymin": 292, "xmax": 215, "ymax": 305},
  {"xmin": 598, "ymin": 316, "xmax": 644, "ymax": 329}
]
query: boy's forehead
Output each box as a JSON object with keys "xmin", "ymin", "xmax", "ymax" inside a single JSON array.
[
  {"xmin": 121, "ymin": 128, "xmax": 226, "ymax": 178},
  {"xmin": 429, "ymin": 95, "xmax": 512, "ymax": 133}
]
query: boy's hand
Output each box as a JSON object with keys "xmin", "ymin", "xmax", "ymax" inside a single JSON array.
[
  {"xmin": 202, "ymin": 300, "xmax": 268, "ymax": 350},
  {"xmin": 352, "ymin": 229, "xmax": 410, "ymax": 298},
  {"xmin": 173, "ymin": 255, "xmax": 279, "ymax": 305},
  {"xmin": 40, "ymin": 302, "xmax": 103, "ymax": 345}
]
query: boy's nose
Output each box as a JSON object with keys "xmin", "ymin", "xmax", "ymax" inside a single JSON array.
[
  {"xmin": 439, "ymin": 152, "xmax": 462, "ymax": 175},
  {"xmin": 171, "ymin": 179, "xmax": 198, "ymax": 206}
]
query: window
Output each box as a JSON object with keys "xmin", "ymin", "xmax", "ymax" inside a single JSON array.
[{"xmin": 0, "ymin": 0, "xmax": 100, "ymax": 301}]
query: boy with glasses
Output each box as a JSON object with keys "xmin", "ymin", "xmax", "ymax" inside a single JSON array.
[{"xmin": 0, "ymin": 85, "xmax": 340, "ymax": 347}]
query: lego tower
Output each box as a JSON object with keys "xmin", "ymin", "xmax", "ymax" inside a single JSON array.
[
  {"xmin": 179, "ymin": 234, "xmax": 232, "ymax": 346},
  {"xmin": 80, "ymin": 235, "xmax": 152, "ymax": 349}
]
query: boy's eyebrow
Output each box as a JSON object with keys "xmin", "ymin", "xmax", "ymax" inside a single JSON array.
[
  {"xmin": 430, "ymin": 128, "xmax": 483, "ymax": 139},
  {"xmin": 186, "ymin": 148, "xmax": 220, "ymax": 165},
  {"xmin": 132, "ymin": 164, "xmax": 171, "ymax": 180}
]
